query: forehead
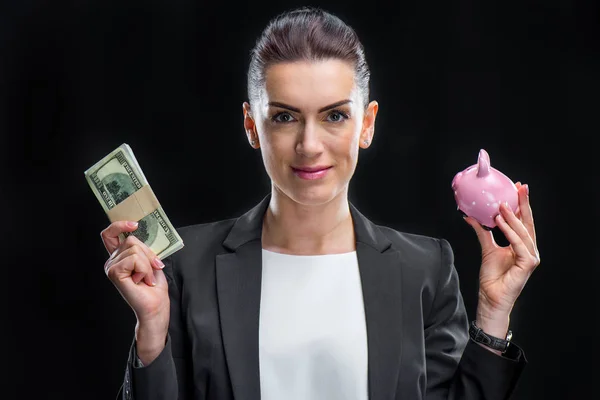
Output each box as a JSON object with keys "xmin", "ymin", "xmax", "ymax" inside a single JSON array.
[{"xmin": 263, "ymin": 60, "xmax": 356, "ymax": 109}]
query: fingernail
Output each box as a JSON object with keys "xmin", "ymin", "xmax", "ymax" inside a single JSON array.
[
  {"xmin": 504, "ymin": 201, "xmax": 512, "ymax": 212},
  {"xmin": 154, "ymin": 257, "xmax": 165, "ymax": 269},
  {"xmin": 152, "ymin": 280, "xmax": 157, "ymax": 286},
  {"xmin": 524, "ymin": 184, "xmax": 529, "ymax": 195},
  {"xmin": 127, "ymin": 221, "xmax": 139, "ymax": 228}
]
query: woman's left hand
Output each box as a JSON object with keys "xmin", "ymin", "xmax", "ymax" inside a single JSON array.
[{"xmin": 463, "ymin": 182, "xmax": 541, "ymax": 337}]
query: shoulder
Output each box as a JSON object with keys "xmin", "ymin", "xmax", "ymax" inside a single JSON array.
[
  {"xmin": 163, "ymin": 218, "xmax": 237, "ymax": 269},
  {"xmin": 177, "ymin": 218, "xmax": 237, "ymax": 242},
  {"xmin": 160, "ymin": 218, "xmax": 241, "ymax": 285},
  {"xmin": 372, "ymin": 223, "xmax": 455, "ymax": 282},
  {"xmin": 373, "ymin": 224, "xmax": 461, "ymax": 319},
  {"xmin": 175, "ymin": 218, "xmax": 237, "ymax": 253},
  {"xmin": 376, "ymin": 223, "xmax": 452, "ymax": 260}
]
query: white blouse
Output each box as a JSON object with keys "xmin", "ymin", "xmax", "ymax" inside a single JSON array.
[{"xmin": 259, "ymin": 249, "xmax": 369, "ymax": 400}]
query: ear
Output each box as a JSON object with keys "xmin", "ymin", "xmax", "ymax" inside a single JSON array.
[
  {"xmin": 243, "ymin": 102, "xmax": 259, "ymax": 148},
  {"xmin": 360, "ymin": 100, "xmax": 378, "ymax": 149}
]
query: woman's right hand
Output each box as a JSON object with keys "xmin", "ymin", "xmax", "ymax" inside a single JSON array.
[{"xmin": 101, "ymin": 221, "xmax": 170, "ymax": 332}]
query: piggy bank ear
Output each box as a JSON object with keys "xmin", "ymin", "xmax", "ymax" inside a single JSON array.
[{"xmin": 477, "ymin": 149, "xmax": 490, "ymax": 178}]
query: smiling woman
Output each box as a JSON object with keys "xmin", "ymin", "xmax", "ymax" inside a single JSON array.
[
  {"xmin": 104, "ymin": 6, "xmax": 540, "ymax": 400},
  {"xmin": 243, "ymin": 58, "xmax": 378, "ymax": 240}
]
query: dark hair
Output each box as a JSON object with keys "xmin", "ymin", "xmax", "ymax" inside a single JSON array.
[{"xmin": 247, "ymin": 6, "xmax": 371, "ymax": 108}]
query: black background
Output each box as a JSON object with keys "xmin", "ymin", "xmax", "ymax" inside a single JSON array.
[{"xmin": 2, "ymin": 0, "xmax": 598, "ymax": 399}]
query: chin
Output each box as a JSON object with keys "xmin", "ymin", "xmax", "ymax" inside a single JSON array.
[{"xmin": 281, "ymin": 184, "xmax": 345, "ymax": 207}]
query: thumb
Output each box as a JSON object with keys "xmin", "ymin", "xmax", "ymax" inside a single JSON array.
[
  {"xmin": 134, "ymin": 269, "xmax": 168, "ymax": 287},
  {"xmin": 463, "ymin": 216, "xmax": 497, "ymax": 253}
]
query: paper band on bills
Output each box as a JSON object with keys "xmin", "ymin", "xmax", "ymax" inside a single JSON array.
[{"xmin": 106, "ymin": 184, "xmax": 160, "ymax": 223}]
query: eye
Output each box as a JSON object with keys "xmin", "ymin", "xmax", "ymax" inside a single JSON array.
[
  {"xmin": 271, "ymin": 112, "xmax": 295, "ymax": 123},
  {"xmin": 326, "ymin": 110, "xmax": 349, "ymax": 123}
]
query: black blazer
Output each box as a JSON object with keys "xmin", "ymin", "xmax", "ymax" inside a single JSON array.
[{"xmin": 119, "ymin": 193, "xmax": 526, "ymax": 400}]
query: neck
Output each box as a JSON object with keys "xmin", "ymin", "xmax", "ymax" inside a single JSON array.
[{"xmin": 261, "ymin": 185, "xmax": 355, "ymax": 255}]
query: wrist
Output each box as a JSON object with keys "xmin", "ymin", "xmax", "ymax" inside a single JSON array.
[
  {"xmin": 135, "ymin": 320, "xmax": 168, "ymax": 364},
  {"xmin": 476, "ymin": 297, "xmax": 512, "ymax": 338},
  {"xmin": 475, "ymin": 312, "xmax": 510, "ymax": 339}
]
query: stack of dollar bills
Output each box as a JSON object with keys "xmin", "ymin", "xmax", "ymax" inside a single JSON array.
[{"xmin": 84, "ymin": 143, "xmax": 184, "ymax": 259}]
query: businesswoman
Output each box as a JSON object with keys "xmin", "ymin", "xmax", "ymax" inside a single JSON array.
[{"xmin": 103, "ymin": 7, "xmax": 540, "ymax": 400}]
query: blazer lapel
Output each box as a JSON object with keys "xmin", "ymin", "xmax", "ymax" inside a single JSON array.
[
  {"xmin": 216, "ymin": 195, "xmax": 270, "ymax": 400},
  {"xmin": 216, "ymin": 194, "xmax": 404, "ymax": 400},
  {"xmin": 216, "ymin": 243, "xmax": 263, "ymax": 400},
  {"xmin": 351, "ymin": 204, "xmax": 405, "ymax": 400}
]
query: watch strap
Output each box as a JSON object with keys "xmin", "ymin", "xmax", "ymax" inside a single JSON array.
[{"xmin": 469, "ymin": 320, "xmax": 512, "ymax": 353}]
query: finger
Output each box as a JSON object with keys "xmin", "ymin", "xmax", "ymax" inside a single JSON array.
[
  {"xmin": 463, "ymin": 216, "xmax": 497, "ymax": 252},
  {"xmin": 109, "ymin": 245, "xmax": 163, "ymax": 275},
  {"xmin": 105, "ymin": 237, "xmax": 154, "ymax": 285},
  {"xmin": 109, "ymin": 236, "xmax": 163, "ymax": 286},
  {"xmin": 121, "ymin": 239, "xmax": 157, "ymax": 287},
  {"xmin": 499, "ymin": 202, "xmax": 537, "ymax": 255},
  {"xmin": 101, "ymin": 220, "xmax": 140, "ymax": 255},
  {"xmin": 105, "ymin": 235, "xmax": 164, "ymax": 284},
  {"xmin": 153, "ymin": 268, "xmax": 168, "ymax": 287},
  {"xmin": 132, "ymin": 270, "xmax": 155, "ymax": 285},
  {"xmin": 513, "ymin": 182, "xmax": 522, "ymax": 219},
  {"xmin": 517, "ymin": 183, "xmax": 536, "ymax": 244},
  {"xmin": 133, "ymin": 268, "xmax": 167, "ymax": 289},
  {"xmin": 118, "ymin": 235, "xmax": 165, "ymax": 270},
  {"xmin": 106, "ymin": 252, "xmax": 156, "ymax": 287},
  {"xmin": 494, "ymin": 212, "xmax": 536, "ymax": 268}
]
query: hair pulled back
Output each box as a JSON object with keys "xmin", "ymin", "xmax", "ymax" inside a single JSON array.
[{"xmin": 247, "ymin": 6, "xmax": 370, "ymax": 108}]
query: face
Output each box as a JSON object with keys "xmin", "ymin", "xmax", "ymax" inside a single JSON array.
[{"xmin": 243, "ymin": 59, "xmax": 378, "ymax": 206}]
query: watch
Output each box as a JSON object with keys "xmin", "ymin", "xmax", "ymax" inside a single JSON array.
[{"xmin": 469, "ymin": 320, "xmax": 513, "ymax": 353}]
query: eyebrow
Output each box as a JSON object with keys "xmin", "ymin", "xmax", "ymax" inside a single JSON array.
[{"xmin": 268, "ymin": 99, "xmax": 352, "ymax": 113}]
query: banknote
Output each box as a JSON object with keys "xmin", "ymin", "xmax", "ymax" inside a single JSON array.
[{"xmin": 84, "ymin": 143, "xmax": 184, "ymax": 259}]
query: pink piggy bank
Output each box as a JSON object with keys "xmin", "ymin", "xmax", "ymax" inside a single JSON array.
[{"xmin": 451, "ymin": 149, "xmax": 519, "ymax": 229}]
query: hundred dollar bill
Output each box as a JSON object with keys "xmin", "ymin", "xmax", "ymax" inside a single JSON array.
[{"xmin": 84, "ymin": 143, "xmax": 184, "ymax": 259}]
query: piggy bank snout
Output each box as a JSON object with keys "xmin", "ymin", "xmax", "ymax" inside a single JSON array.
[{"xmin": 451, "ymin": 172, "xmax": 462, "ymax": 190}]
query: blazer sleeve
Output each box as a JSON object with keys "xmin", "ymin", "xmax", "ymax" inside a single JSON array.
[
  {"xmin": 117, "ymin": 255, "xmax": 194, "ymax": 400},
  {"xmin": 424, "ymin": 239, "xmax": 527, "ymax": 400}
]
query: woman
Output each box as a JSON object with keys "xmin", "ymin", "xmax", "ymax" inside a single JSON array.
[{"xmin": 103, "ymin": 7, "xmax": 540, "ymax": 400}]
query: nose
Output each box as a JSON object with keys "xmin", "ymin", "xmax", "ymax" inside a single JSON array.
[{"xmin": 295, "ymin": 120, "xmax": 324, "ymax": 157}]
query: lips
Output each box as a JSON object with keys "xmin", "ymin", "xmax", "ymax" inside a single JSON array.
[
  {"xmin": 292, "ymin": 166, "xmax": 331, "ymax": 172},
  {"xmin": 291, "ymin": 166, "xmax": 332, "ymax": 180}
]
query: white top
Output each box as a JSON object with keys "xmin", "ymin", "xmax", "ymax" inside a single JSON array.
[{"xmin": 259, "ymin": 249, "xmax": 369, "ymax": 400}]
